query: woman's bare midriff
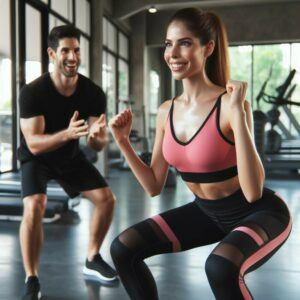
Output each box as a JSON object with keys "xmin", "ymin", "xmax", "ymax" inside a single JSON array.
[{"xmin": 186, "ymin": 175, "xmax": 240, "ymax": 200}]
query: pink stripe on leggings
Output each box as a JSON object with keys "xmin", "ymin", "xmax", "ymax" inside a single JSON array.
[
  {"xmin": 239, "ymin": 215, "xmax": 292, "ymax": 299},
  {"xmin": 233, "ymin": 226, "xmax": 264, "ymax": 246},
  {"xmin": 151, "ymin": 215, "xmax": 181, "ymax": 252}
]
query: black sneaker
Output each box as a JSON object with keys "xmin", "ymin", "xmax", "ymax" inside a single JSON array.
[
  {"xmin": 83, "ymin": 254, "xmax": 118, "ymax": 282},
  {"xmin": 22, "ymin": 276, "xmax": 42, "ymax": 300}
]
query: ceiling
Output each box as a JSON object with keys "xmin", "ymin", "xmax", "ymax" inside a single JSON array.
[{"xmin": 112, "ymin": 0, "xmax": 300, "ymax": 19}]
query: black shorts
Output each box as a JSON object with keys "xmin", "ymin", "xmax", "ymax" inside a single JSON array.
[{"xmin": 21, "ymin": 155, "xmax": 108, "ymax": 199}]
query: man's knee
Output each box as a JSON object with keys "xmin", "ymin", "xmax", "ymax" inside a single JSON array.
[
  {"xmin": 88, "ymin": 188, "xmax": 116, "ymax": 208},
  {"xmin": 23, "ymin": 194, "xmax": 47, "ymax": 219}
]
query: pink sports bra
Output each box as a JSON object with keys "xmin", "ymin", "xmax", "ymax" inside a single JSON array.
[{"xmin": 162, "ymin": 92, "xmax": 237, "ymax": 183}]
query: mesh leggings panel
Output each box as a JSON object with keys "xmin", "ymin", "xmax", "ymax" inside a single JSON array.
[{"xmin": 206, "ymin": 212, "xmax": 291, "ymax": 300}]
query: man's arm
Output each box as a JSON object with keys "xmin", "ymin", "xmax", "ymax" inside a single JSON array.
[{"xmin": 21, "ymin": 111, "xmax": 89, "ymax": 155}]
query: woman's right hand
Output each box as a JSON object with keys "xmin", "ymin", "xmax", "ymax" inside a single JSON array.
[{"xmin": 109, "ymin": 109, "xmax": 133, "ymax": 144}]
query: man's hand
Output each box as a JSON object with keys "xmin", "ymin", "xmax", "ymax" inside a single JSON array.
[
  {"xmin": 88, "ymin": 114, "xmax": 107, "ymax": 141},
  {"xmin": 87, "ymin": 114, "xmax": 108, "ymax": 151},
  {"xmin": 66, "ymin": 111, "xmax": 89, "ymax": 140}
]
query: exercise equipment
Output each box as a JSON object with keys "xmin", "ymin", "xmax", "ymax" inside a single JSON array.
[
  {"xmin": 254, "ymin": 68, "xmax": 300, "ymax": 175},
  {"xmin": 0, "ymin": 171, "xmax": 79, "ymax": 222},
  {"xmin": 0, "ymin": 144, "xmax": 98, "ymax": 222}
]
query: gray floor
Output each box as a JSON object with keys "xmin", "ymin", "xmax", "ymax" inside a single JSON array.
[{"xmin": 0, "ymin": 169, "xmax": 300, "ymax": 300}]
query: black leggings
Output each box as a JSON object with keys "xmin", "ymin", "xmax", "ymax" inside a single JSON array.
[{"xmin": 111, "ymin": 188, "xmax": 291, "ymax": 300}]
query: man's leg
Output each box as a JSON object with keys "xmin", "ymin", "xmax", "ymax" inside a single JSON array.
[
  {"xmin": 59, "ymin": 156, "xmax": 117, "ymax": 281},
  {"xmin": 81, "ymin": 187, "xmax": 117, "ymax": 282},
  {"xmin": 20, "ymin": 160, "xmax": 50, "ymax": 299},
  {"xmin": 20, "ymin": 193, "xmax": 47, "ymax": 277},
  {"xmin": 82, "ymin": 187, "xmax": 116, "ymax": 260}
]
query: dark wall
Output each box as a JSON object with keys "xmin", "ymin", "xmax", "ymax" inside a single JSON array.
[{"xmin": 146, "ymin": 2, "xmax": 300, "ymax": 46}]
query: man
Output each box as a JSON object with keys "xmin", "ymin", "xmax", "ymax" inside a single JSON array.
[{"xmin": 18, "ymin": 25, "xmax": 117, "ymax": 300}]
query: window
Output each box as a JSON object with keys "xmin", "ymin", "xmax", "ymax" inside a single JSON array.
[
  {"xmin": 102, "ymin": 17, "xmax": 129, "ymax": 116},
  {"xmin": 229, "ymin": 43, "xmax": 299, "ymax": 138},
  {"xmin": 107, "ymin": 21, "xmax": 117, "ymax": 52},
  {"xmin": 102, "ymin": 51, "xmax": 116, "ymax": 119},
  {"xmin": 149, "ymin": 70, "xmax": 160, "ymax": 141},
  {"xmin": 102, "ymin": 17, "xmax": 130, "ymax": 166},
  {"xmin": 25, "ymin": 5, "xmax": 42, "ymax": 83},
  {"xmin": 118, "ymin": 59, "xmax": 129, "ymax": 112},
  {"xmin": 51, "ymin": 0, "xmax": 73, "ymax": 22},
  {"xmin": 78, "ymin": 37, "xmax": 90, "ymax": 77},
  {"xmin": 103, "ymin": 18, "xmax": 108, "ymax": 47},
  {"xmin": 253, "ymin": 44, "xmax": 290, "ymax": 110},
  {"xmin": 229, "ymin": 46, "xmax": 252, "ymax": 102},
  {"xmin": 0, "ymin": 0, "xmax": 13, "ymax": 172},
  {"xmin": 290, "ymin": 43, "xmax": 300, "ymax": 136},
  {"xmin": 119, "ymin": 32, "xmax": 129, "ymax": 60},
  {"xmin": 75, "ymin": 0, "xmax": 90, "ymax": 35},
  {"xmin": 49, "ymin": 15, "xmax": 66, "ymax": 31}
]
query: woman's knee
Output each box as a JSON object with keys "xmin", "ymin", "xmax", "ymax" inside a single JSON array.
[
  {"xmin": 205, "ymin": 254, "xmax": 239, "ymax": 285},
  {"xmin": 110, "ymin": 236, "xmax": 133, "ymax": 264}
]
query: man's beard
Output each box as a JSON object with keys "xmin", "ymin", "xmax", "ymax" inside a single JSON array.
[{"xmin": 61, "ymin": 61, "xmax": 80, "ymax": 77}]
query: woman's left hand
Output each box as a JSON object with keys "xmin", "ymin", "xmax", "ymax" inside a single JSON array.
[{"xmin": 226, "ymin": 80, "xmax": 247, "ymax": 111}]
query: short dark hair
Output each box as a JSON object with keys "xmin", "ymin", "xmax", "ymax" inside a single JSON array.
[{"xmin": 48, "ymin": 25, "xmax": 81, "ymax": 51}]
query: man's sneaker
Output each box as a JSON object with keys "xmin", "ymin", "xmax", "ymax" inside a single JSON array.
[
  {"xmin": 22, "ymin": 276, "xmax": 42, "ymax": 300},
  {"xmin": 83, "ymin": 254, "xmax": 118, "ymax": 282}
]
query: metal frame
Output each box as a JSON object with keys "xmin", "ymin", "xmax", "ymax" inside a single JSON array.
[{"xmin": 11, "ymin": 0, "xmax": 18, "ymax": 172}]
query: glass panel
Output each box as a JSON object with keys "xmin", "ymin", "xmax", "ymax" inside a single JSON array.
[
  {"xmin": 291, "ymin": 43, "xmax": 300, "ymax": 137},
  {"xmin": 76, "ymin": 0, "xmax": 90, "ymax": 35},
  {"xmin": 118, "ymin": 59, "xmax": 129, "ymax": 112},
  {"xmin": 253, "ymin": 44, "xmax": 290, "ymax": 113},
  {"xmin": 149, "ymin": 70, "xmax": 160, "ymax": 141},
  {"xmin": 107, "ymin": 21, "xmax": 117, "ymax": 52},
  {"xmin": 0, "ymin": 0, "xmax": 13, "ymax": 172},
  {"xmin": 229, "ymin": 45, "xmax": 252, "ymax": 103},
  {"xmin": 51, "ymin": 0, "xmax": 73, "ymax": 22},
  {"xmin": 102, "ymin": 51, "xmax": 107, "ymax": 93},
  {"xmin": 48, "ymin": 15, "xmax": 66, "ymax": 72},
  {"xmin": 78, "ymin": 37, "xmax": 89, "ymax": 77},
  {"xmin": 253, "ymin": 44, "xmax": 291, "ymax": 137},
  {"xmin": 103, "ymin": 17, "xmax": 108, "ymax": 46},
  {"xmin": 49, "ymin": 14, "xmax": 66, "ymax": 32},
  {"xmin": 119, "ymin": 32, "xmax": 129, "ymax": 59},
  {"xmin": 102, "ymin": 51, "xmax": 116, "ymax": 119},
  {"xmin": 26, "ymin": 5, "xmax": 42, "ymax": 83}
]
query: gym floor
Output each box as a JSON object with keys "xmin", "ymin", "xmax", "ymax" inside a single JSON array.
[{"xmin": 0, "ymin": 169, "xmax": 299, "ymax": 300}]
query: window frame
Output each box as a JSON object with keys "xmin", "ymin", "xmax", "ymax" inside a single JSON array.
[{"xmin": 102, "ymin": 16, "xmax": 130, "ymax": 115}]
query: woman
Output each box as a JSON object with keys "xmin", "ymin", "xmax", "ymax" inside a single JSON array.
[{"xmin": 109, "ymin": 8, "xmax": 292, "ymax": 300}]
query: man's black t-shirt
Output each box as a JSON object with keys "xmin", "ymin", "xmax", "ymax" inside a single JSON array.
[{"xmin": 18, "ymin": 72, "xmax": 106, "ymax": 163}]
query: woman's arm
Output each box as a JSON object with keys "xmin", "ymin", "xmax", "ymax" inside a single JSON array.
[
  {"xmin": 227, "ymin": 80, "xmax": 265, "ymax": 203},
  {"xmin": 109, "ymin": 102, "xmax": 170, "ymax": 197}
]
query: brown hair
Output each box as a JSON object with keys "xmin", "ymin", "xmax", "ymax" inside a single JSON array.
[{"xmin": 168, "ymin": 8, "xmax": 230, "ymax": 87}]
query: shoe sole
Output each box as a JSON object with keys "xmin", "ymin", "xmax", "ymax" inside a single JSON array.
[
  {"xmin": 82, "ymin": 267, "xmax": 117, "ymax": 282},
  {"xmin": 38, "ymin": 291, "xmax": 42, "ymax": 299}
]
